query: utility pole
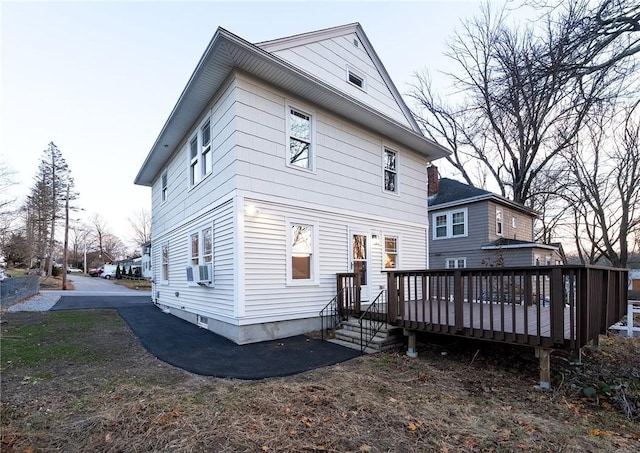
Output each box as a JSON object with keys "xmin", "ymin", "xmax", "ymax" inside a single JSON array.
[{"xmin": 62, "ymin": 184, "xmax": 70, "ymax": 290}]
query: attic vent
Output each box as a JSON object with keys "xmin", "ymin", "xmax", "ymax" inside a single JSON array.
[
  {"xmin": 348, "ymin": 71, "xmax": 364, "ymax": 89},
  {"xmin": 353, "ymin": 39, "xmax": 359, "ymax": 48}
]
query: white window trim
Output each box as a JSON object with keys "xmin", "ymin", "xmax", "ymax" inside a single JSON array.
[
  {"xmin": 187, "ymin": 224, "xmax": 214, "ymax": 287},
  {"xmin": 432, "ymin": 208, "xmax": 468, "ymax": 239},
  {"xmin": 446, "ymin": 257, "xmax": 467, "ymax": 269},
  {"xmin": 161, "ymin": 243, "xmax": 169, "ymax": 285},
  {"xmin": 189, "ymin": 135, "xmax": 200, "ymax": 186},
  {"xmin": 200, "ymin": 117, "xmax": 212, "ymax": 179},
  {"xmin": 383, "ymin": 235, "xmax": 399, "ymax": 270},
  {"xmin": 382, "ymin": 147, "xmax": 399, "ymax": 195},
  {"xmin": 346, "ymin": 65, "xmax": 367, "ymax": 91},
  {"xmin": 285, "ymin": 101, "xmax": 316, "ymax": 173},
  {"xmin": 496, "ymin": 208, "xmax": 504, "ymax": 237},
  {"xmin": 161, "ymin": 171, "xmax": 168, "ymax": 203},
  {"xmin": 286, "ymin": 218, "xmax": 319, "ymax": 286}
]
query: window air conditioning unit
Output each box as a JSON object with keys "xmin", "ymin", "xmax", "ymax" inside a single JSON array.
[{"xmin": 186, "ymin": 264, "xmax": 212, "ymax": 286}]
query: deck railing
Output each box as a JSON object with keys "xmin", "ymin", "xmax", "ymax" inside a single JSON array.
[
  {"xmin": 386, "ymin": 265, "xmax": 628, "ymax": 350},
  {"xmin": 336, "ymin": 272, "xmax": 360, "ymax": 316}
]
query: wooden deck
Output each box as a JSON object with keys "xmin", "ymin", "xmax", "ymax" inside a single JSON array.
[{"xmin": 385, "ymin": 265, "xmax": 628, "ymax": 351}]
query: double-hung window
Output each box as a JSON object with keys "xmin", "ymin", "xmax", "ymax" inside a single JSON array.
[
  {"xmin": 496, "ymin": 208, "xmax": 503, "ymax": 236},
  {"xmin": 161, "ymin": 171, "xmax": 168, "ymax": 202},
  {"xmin": 432, "ymin": 209, "xmax": 468, "ymax": 239},
  {"xmin": 446, "ymin": 258, "xmax": 466, "ymax": 269},
  {"xmin": 201, "ymin": 119, "xmax": 211, "ymax": 177},
  {"xmin": 161, "ymin": 244, "xmax": 169, "ymax": 283},
  {"xmin": 287, "ymin": 107, "xmax": 313, "ymax": 170},
  {"xmin": 384, "ymin": 149, "xmax": 397, "ymax": 193},
  {"xmin": 287, "ymin": 220, "xmax": 318, "ymax": 284},
  {"xmin": 189, "ymin": 136, "xmax": 199, "ymax": 186},
  {"xmin": 384, "ymin": 236, "xmax": 398, "ymax": 269},
  {"xmin": 189, "ymin": 225, "xmax": 213, "ymax": 266}
]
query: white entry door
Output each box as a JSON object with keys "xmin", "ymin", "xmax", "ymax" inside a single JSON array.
[{"xmin": 350, "ymin": 231, "xmax": 370, "ymax": 302}]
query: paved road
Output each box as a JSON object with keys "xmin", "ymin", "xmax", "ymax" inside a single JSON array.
[{"xmin": 63, "ymin": 274, "xmax": 152, "ymax": 297}]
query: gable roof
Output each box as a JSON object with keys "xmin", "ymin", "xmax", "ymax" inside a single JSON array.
[
  {"xmin": 135, "ymin": 24, "xmax": 450, "ymax": 187},
  {"xmin": 428, "ymin": 178, "xmax": 537, "ymax": 216},
  {"xmin": 256, "ymin": 23, "xmax": 420, "ymax": 132}
]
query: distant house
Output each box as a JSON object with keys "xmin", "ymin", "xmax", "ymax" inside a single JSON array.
[
  {"xmin": 427, "ymin": 166, "xmax": 565, "ymax": 269},
  {"xmin": 141, "ymin": 241, "xmax": 152, "ymax": 279},
  {"xmin": 134, "ymin": 24, "xmax": 449, "ymax": 344}
]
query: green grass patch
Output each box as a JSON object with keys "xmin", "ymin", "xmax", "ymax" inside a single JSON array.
[{"xmin": 1, "ymin": 311, "xmax": 123, "ymax": 369}]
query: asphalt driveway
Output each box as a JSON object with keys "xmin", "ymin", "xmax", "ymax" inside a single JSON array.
[{"xmin": 51, "ymin": 296, "xmax": 360, "ymax": 379}]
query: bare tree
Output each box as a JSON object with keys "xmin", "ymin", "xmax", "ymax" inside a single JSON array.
[
  {"xmin": 128, "ymin": 208, "xmax": 152, "ymax": 247},
  {"xmin": 0, "ymin": 159, "xmax": 17, "ymax": 255},
  {"xmin": 410, "ymin": 0, "xmax": 639, "ymax": 214},
  {"xmin": 565, "ymin": 103, "xmax": 640, "ymax": 267}
]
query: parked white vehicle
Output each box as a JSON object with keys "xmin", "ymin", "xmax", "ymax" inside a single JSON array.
[{"xmin": 100, "ymin": 264, "xmax": 118, "ymax": 279}]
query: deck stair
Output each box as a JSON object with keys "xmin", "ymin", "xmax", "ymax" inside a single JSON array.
[{"xmin": 328, "ymin": 317, "xmax": 404, "ymax": 354}]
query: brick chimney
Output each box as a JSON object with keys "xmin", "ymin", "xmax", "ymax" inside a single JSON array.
[{"xmin": 427, "ymin": 165, "xmax": 439, "ymax": 196}]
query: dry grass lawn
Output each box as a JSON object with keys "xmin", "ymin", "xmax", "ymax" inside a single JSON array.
[{"xmin": 1, "ymin": 310, "xmax": 638, "ymax": 452}]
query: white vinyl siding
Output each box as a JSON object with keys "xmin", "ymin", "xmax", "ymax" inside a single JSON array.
[
  {"xmin": 242, "ymin": 198, "xmax": 427, "ymax": 322},
  {"xmin": 233, "ymin": 74, "xmax": 429, "ymax": 226},
  {"xmin": 260, "ymin": 32, "xmax": 411, "ymax": 127},
  {"xmin": 152, "ymin": 198, "xmax": 235, "ymax": 320}
]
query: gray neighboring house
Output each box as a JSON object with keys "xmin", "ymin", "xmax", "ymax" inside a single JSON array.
[{"xmin": 427, "ymin": 166, "xmax": 565, "ymax": 269}]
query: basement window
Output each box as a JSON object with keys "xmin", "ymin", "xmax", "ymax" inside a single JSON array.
[{"xmin": 197, "ymin": 315, "xmax": 208, "ymax": 328}]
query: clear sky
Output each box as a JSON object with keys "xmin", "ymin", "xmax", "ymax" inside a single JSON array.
[{"xmin": 1, "ymin": 0, "xmax": 487, "ymax": 249}]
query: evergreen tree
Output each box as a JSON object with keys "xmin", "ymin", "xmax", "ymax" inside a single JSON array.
[{"xmin": 115, "ymin": 264, "xmax": 122, "ymax": 279}]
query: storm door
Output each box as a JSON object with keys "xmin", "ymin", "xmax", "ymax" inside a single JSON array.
[{"xmin": 350, "ymin": 232, "xmax": 370, "ymax": 302}]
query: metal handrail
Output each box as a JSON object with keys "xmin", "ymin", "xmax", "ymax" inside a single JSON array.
[
  {"xmin": 319, "ymin": 293, "xmax": 341, "ymax": 341},
  {"xmin": 358, "ymin": 290, "xmax": 387, "ymax": 353}
]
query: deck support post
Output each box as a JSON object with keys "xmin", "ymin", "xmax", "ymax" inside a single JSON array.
[
  {"xmin": 404, "ymin": 329, "xmax": 418, "ymax": 358},
  {"xmin": 535, "ymin": 347, "xmax": 551, "ymax": 389},
  {"xmin": 591, "ymin": 335, "xmax": 600, "ymax": 351}
]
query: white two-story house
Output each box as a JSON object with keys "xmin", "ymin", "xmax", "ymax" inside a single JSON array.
[{"xmin": 134, "ymin": 23, "xmax": 449, "ymax": 344}]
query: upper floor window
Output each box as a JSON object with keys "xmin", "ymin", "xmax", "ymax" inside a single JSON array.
[
  {"xmin": 432, "ymin": 209, "xmax": 468, "ymax": 239},
  {"xmin": 201, "ymin": 119, "xmax": 211, "ymax": 177},
  {"xmin": 287, "ymin": 220, "xmax": 318, "ymax": 285},
  {"xmin": 384, "ymin": 236, "xmax": 398, "ymax": 269},
  {"xmin": 287, "ymin": 108, "xmax": 312, "ymax": 170},
  {"xmin": 161, "ymin": 171, "xmax": 168, "ymax": 202},
  {"xmin": 189, "ymin": 136, "xmax": 199, "ymax": 186},
  {"xmin": 384, "ymin": 149, "xmax": 397, "ymax": 193},
  {"xmin": 446, "ymin": 257, "xmax": 466, "ymax": 269},
  {"xmin": 496, "ymin": 208, "xmax": 503, "ymax": 236},
  {"xmin": 512, "ymin": 216, "xmax": 518, "ymax": 229}
]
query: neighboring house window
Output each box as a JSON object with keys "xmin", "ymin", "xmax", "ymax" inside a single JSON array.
[
  {"xmin": 189, "ymin": 136, "xmax": 199, "ymax": 186},
  {"xmin": 287, "ymin": 220, "xmax": 318, "ymax": 284},
  {"xmin": 288, "ymin": 108, "xmax": 312, "ymax": 170},
  {"xmin": 446, "ymin": 258, "xmax": 466, "ymax": 269},
  {"xmin": 512, "ymin": 216, "xmax": 518, "ymax": 229},
  {"xmin": 201, "ymin": 119, "xmax": 211, "ymax": 177},
  {"xmin": 161, "ymin": 244, "xmax": 169, "ymax": 283},
  {"xmin": 496, "ymin": 208, "xmax": 503, "ymax": 236},
  {"xmin": 190, "ymin": 233, "xmax": 199, "ymax": 265},
  {"xmin": 384, "ymin": 236, "xmax": 398, "ymax": 269},
  {"xmin": 161, "ymin": 171, "xmax": 168, "ymax": 202},
  {"xmin": 433, "ymin": 209, "xmax": 468, "ymax": 239},
  {"xmin": 384, "ymin": 149, "xmax": 397, "ymax": 193}
]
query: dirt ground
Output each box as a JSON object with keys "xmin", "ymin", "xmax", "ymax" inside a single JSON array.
[{"xmin": 1, "ymin": 310, "xmax": 639, "ymax": 452}]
